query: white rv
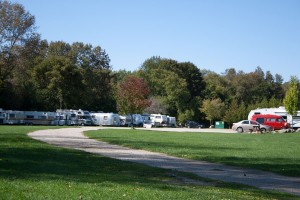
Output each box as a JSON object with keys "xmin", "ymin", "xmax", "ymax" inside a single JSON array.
[
  {"xmin": 248, "ymin": 106, "xmax": 300, "ymax": 129},
  {"xmin": 3, "ymin": 110, "xmax": 25, "ymax": 125},
  {"xmin": 91, "ymin": 113, "xmax": 120, "ymax": 126},
  {"xmin": 150, "ymin": 114, "xmax": 168, "ymax": 127},
  {"xmin": 23, "ymin": 111, "xmax": 56, "ymax": 125},
  {"xmin": 57, "ymin": 109, "xmax": 92, "ymax": 126}
]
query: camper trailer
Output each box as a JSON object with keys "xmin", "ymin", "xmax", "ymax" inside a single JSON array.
[
  {"xmin": 91, "ymin": 113, "xmax": 120, "ymax": 126},
  {"xmin": 3, "ymin": 110, "xmax": 25, "ymax": 125},
  {"xmin": 248, "ymin": 106, "xmax": 300, "ymax": 129},
  {"xmin": 23, "ymin": 111, "xmax": 57, "ymax": 125},
  {"xmin": 119, "ymin": 114, "xmax": 132, "ymax": 126}
]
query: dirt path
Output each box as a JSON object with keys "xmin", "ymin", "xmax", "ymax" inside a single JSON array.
[{"xmin": 28, "ymin": 127, "xmax": 300, "ymax": 197}]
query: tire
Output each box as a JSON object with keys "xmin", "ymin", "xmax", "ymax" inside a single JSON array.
[
  {"xmin": 260, "ymin": 128, "xmax": 266, "ymax": 133},
  {"xmin": 237, "ymin": 127, "xmax": 243, "ymax": 133}
]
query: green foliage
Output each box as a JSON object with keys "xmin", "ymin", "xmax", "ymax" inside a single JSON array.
[
  {"xmin": 284, "ymin": 76, "xmax": 299, "ymax": 116},
  {"xmin": 200, "ymin": 98, "xmax": 225, "ymax": 125},
  {"xmin": 139, "ymin": 56, "xmax": 205, "ymax": 120}
]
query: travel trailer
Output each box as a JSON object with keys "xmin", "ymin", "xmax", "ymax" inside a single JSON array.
[
  {"xmin": 248, "ymin": 106, "xmax": 300, "ymax": 129},
  {"xmin": 3, "ymin": 110, "xmax": 25, "ymax": 125},
  {"xmin": 23, "ymin": 111, "xmax": 57, "ymax": 125},
  {"xmin": 91, "ymin": 113, "xmax": 120, "ymax": 126}
]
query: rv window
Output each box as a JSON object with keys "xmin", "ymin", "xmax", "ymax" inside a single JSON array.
[
  {"xmin": 270, "ymin": 118, "xmax": 275, "ymax": 122},
  {"xmin": 276, "ymin": 118, "xmax": 282, "ymax": 122},
  {"xmin": 9, "ymin": 114, "xmax": 16, "ymax": 118},
  {"xmin": 104, "ymin": 116, "xmax": 108, "ymax": 120},
  {"xmin": 156, "ymin": 116, "xmax": 161, "ymax": 119},
  {"xmin": 254, "ymin": 112, "xmax": 261, "ymax": 115},
  {"xmin": 26, "ymin": 115, "xmax": 34, "ymax": 119},
  {"xmin": 71, "ymin": 114, "xmax": 76, "ymax": 118}
]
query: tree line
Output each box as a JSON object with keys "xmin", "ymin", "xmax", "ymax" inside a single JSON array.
[{"xmin": 1, "ymin": 0, "xmax": 299, "ymax": 126}]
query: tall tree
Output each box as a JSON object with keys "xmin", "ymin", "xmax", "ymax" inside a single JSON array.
[
  {"xmin": 283, "ymin": 76, "xmax": 299, "ymax": 117},
  {"xmin": 200, "ymin": 98, "xmax": 225, "ymax": 126},
  {"xmin": 0, "ymin": 0, "xmax": 36, "ymax": 86},
  {"xmin": 116, "ymin": 76, "xmax": 151, "ymax": 114}
]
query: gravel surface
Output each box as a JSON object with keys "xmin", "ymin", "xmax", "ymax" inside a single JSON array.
[{"xmin": 28, "ymin": 127, "xmax": 300, "ymax": 197}]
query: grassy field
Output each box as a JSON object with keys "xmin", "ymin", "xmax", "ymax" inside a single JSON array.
[
  {"xmin": 86, "ymin": 129, "xmax": 300, "ymax": 177},
  {"xmin": 0, "ymin": 126, "xmax": 298, "ymax": 199}
]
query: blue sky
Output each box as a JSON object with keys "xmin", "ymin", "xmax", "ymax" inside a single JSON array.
[{"xmin": 13, "ymin": 0, "xmax": 300, "ymax": 82}]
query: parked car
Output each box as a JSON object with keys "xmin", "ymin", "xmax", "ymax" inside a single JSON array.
[
  {"xmin": 185, "ymin": 120, "xmax": 203, "ymax": 128},
  {"xmin": 232, "ymin": 120, "xmax": 273, "ymax": 133},
  {"xmin": 251, "ymin": 114, "xmax": 289, "ymax": 130}
]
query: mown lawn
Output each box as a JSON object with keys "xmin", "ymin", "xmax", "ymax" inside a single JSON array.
[
  {"xmin": 86, "ymin": 128, "xmax": 300, "ymax": 177},
  {"xmin": 0, "ymin": 126, "xmax": 297, "ymax": 199}
]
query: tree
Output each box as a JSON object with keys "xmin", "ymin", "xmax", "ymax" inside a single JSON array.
[
  {"xmin": 283, "ymin": 76, "xmax": 299, "ymax": 127},
  {"xmin": 200, "ymin": 98, "xmax": 225, "ymax": 126},
  {"xmin": 32, "ymin": 56, "xmax": 84, "ymax": 110},
  {"xmin": 0, "ymin": 0, "xmax": 36, "ymax": 86},
  {"xmin": 116, "ymin": 76, "xmax": 151, "ymax": 114}
]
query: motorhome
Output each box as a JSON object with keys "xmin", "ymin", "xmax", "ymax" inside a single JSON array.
[
  {"xmin": 150, "ymin": 114, "xmax": 168, "ymax": 127},
  {"xmin": 91, "ymin": 113, "xmax": 120, "ymax": 126},
  {"xmin": 57, "ymin": 109, "xmax": 92, "ymax": 126},
  {"xmin": 248, "ymin": 106, "xmax": 300, "ymax": 129}
]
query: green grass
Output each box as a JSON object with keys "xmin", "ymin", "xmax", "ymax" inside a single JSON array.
[
  {"xmin": 86, "ymin": 129, "xmax": 300, "ymax": 177},
  {"xmin": 0, "ymin": 126, "xmax": 297, "ymax": 199}
]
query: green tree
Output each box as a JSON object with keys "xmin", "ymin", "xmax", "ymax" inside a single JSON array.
[
  {"xmin": 200, "ymin": 98, "xmax": 225, "ymax": 126},
  {"xmin": 283, "ymin": 76, "xmax": 299, "ymax": 118},
  {"xmin": 32, "ymin": 56, "xmax": 84, "ymax": 110}
]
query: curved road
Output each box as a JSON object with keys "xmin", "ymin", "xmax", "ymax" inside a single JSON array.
[{"xmin": 28, "ymin": 127, "xmax": 300, "ymax": 197}]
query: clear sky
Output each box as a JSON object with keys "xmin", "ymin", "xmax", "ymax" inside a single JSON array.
[{"xmin": 12, "ymin": 0, "xmax": 300, "ymax": 82}]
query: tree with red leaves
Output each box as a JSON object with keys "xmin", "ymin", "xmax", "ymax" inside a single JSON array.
[{"xmin": 116, "ymin": 76, "xmax": 151, "ymax": 114}]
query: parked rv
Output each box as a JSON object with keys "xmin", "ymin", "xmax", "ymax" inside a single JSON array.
[
  {"xmin": 91, "ymin": 113, "xmax": 120, "ymax": 126},
  {"xmin": 23, "ymin": 111, "xmax": 57, "ymax": 125},
  {"xmin": 4, "ymin": 110, "xmax": 25, "ymax": 125},
  {"xmin": 150, "ymin": 114, "xmax": 168, "ymax": 127}
]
